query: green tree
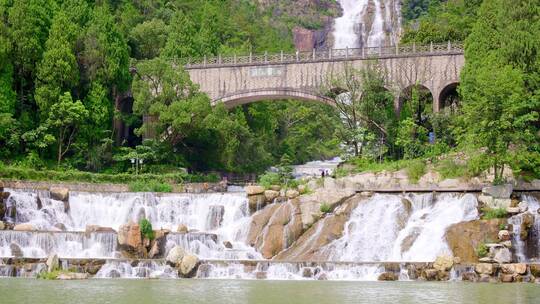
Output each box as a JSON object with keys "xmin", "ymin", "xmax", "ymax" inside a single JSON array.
[
  {"xmin": 35, "ymin": 12, "xmax": 79, "ymax": 114},
  {"xmin": 46, "ymin": 92, "xmax": 89, "ymax": 166},
  {"xmin": 459, "ymin": 0, "xmax": 540, "ymax": 181}
]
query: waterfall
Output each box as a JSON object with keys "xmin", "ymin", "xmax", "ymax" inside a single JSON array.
[
  {"xmin": 508, "ymin": 195, "xmax": 540, "ymax": 262},
  {"xmin": 2, "ymin": 189, "xmax": 260, "ymax": 260},
  {"xmin": 333, "ymin": 0, "xmax": 401, "ymax": 48},
  {"xmin": 321, "ymin": 193, "xmax": 478, "ymax": 262}
]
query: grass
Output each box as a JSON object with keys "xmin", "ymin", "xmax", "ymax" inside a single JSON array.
[
  {"xmin": 320, "ymin": 202, "xmax": 331, "ymax": 213},
  {"xmin": 404, "ymin": 159, "xmax": 427, "ymax": 184},
  {"xmin": 0, "ymin": 164, "xmax": 219, "ymax": 185},
  {"xmin": 435, "ymin": 159, "xmax": 468, "ymax": 179},
  {"xmin": 482, "ymin": 207, "xmax": 508, "ymax": 220},
  {"xmin": 128, "ymin": 180, "xmax": 173, "ymax": 193}
]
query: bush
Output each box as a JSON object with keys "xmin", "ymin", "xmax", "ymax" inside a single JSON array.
[
  {"xmin": 482, "ymin": 207, "xmax": 508, "ymax": 220},
  {"xmin": 139, "ymin": 219, "xmax": 155, "ymax": 240},
  {"xmin": 128, "ymin": 180, "xmax": 172, "ymax": 192},
  {"xmin": 436, "ymin": 159, "xmax": 467, "ymax": 179},
  {"xmin": 320, "ymin": 203, "xmax": 331, "ymax": 213},
  {"xmin": 405, "ymin": 159, "xmax": 426, "ymax": 183},
  {"xmin": 258, "ymin": 171, "xmax": 281, "ymax": 189},
  {"xmin": 476, "ymin": 243, "xmax": 488, "ymax": 258}
]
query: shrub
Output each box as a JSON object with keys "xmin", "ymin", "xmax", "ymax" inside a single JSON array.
[
  {"xmin": 320, "ymin": 203, "xmax": 331, "ymax": 213},
  {"xmin": 436, "ymin": 159, "xmax": 467, "ymax": 179},
  {"xmin": 128, "ymin": 180, "xmax": 172, "ymax": 192},
  {"xmin": 482, "ymin": 207, "xmax": 508, "ymax": 220},
  {"xmin": 405, "ymin": 159, "xmax": 426, "ymax": 183},
  {"xmin": 139, "ymin": 219, "xmax": 155, "ymax": 240},
  {"xmin": 258, "ymin": 171, "xmax": 281, "ymax": 189},
  {"xmin": 476, "ymin": 243, "xmax": 488, "ymax": 258}
]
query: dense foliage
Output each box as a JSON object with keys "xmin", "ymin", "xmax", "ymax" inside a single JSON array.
[{"xmin": 0, "ymin": 0, "xmax": 340, "ymax": 176}]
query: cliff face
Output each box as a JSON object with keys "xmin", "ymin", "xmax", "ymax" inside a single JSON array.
[{"xmin": 256, "ymin": 0, "xmax": 341, "ymax": 51}]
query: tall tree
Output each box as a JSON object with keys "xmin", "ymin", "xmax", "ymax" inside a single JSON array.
[
  {"xmin": 35, "ymin": 12, "xmax": 79, "ymax": 115},
  {"xmin": 459, "ymin": 0, "xmax": 540, "ymax": 181}
]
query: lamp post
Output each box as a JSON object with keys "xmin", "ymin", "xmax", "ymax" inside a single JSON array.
[{"xmin": 130, "ymin": 157, "xmax": 144, "ymax": 175}]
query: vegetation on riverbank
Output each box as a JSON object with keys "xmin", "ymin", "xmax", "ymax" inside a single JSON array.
[{"xmin": 0, "ymin": 162, "xmax": 218, "ymax": 185}]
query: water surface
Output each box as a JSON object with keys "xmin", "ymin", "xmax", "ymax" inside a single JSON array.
[{"xmin": 0, "ymin": 279, "xmax": 538, "ymax": 304}]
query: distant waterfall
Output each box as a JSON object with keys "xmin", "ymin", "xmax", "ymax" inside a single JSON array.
[{"xmin": 333, "ymin": 0, "xmax": 401, "ymax": 48}]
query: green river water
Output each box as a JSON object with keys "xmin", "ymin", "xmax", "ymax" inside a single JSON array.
[{"xmin": 0, "ymin": 279, "xmax": 539, "ymax": 304}]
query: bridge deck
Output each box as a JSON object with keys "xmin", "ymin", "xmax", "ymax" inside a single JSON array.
[{"xmin": 184, "ymin": 42, "xmax": 464, "ymax": 69}]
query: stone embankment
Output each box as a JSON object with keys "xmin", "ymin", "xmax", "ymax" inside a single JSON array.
[{"xmin": 1, "ymin": 180, "xmax": 228, "ymax": 193}]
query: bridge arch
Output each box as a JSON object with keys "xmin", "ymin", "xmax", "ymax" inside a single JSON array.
[
  {"xmin": 438, "ymin": 82, "xmax": 460, "ymax": 113},
  {"xmin": 213, "ymin": 89, "xmax": 335, "ymax": 109},
  {"xmin": 397, "ymin": 84, "xmax": 434, "ymax": 116}
]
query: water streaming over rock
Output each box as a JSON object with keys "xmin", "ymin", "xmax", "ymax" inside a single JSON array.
[
  {"xmin": 321, "ymin": 193, "xmax": 479, "ymax": 262},
  {"xmin": 333, "ymin": 0, "xmax": 401, "ymax": 48},
  {"xmin": 508, "ymin": 195, "xmax": 540, "ymax": 262}
]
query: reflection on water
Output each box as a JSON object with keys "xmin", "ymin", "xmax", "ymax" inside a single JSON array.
[{"xmin": 0, "ymin": 279, "xmax": 539, "ymax": 304}]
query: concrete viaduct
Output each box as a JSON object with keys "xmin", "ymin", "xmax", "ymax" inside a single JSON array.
[{"xmin": 184, "ymin": 42, "xmax": 464, "ymax": 112}]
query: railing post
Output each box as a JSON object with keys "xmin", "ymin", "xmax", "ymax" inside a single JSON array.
[
  {"xmin": 249, "ymin": 52, "xmax": 252, "ymax": 63},
  {"xmin": 218, "ymin": 54, "xmax": 222, "ymax": 64},
  {"xmin": 430, "ymin": 42, "xmax": 433, "ymax": 53},
  {"xmin": 328, "ymin": 48, "xmax": 332, "ymax": 59},
  {"xmin": 413, "ymin": 42, "xmax": 416, "ymax": 53},
  {"xmin": 312, "ymin": 49, "xmax": 316, "ymax": 60},
  {"xmin": 204, "ymin": 55, "xmax": 207, "ymax": 66},
  {"xmin": 296, "ymin": 50, "xmax": 299, "ymax": 62},
  {"xmin": 234, "ymin": 54, "xmax": 237, "ymax": 64},
  {"xmin": 345, "ymin": 47, "xmax": 349, "ymax": 59},
  {"xmin": 362, "ymin": 47, "xmax": 365, "ymax": 58},
  {"xmin": 448, "ymin": 41, "xmax": 451, "ymax": 51},
  {"xmin": 264, "ymin": 51, "xmax": 268, "ymax": 63},
  {"xmin": 379, "ymin": 45, "xmax": 382, "ymax": 56},
  {"xmin": 280, "ymin": 50, "xmax": 283, "ymax": 62},
  {"xmin": 395, "ymin": 44, "xmax": 398, "ymax": 55}
]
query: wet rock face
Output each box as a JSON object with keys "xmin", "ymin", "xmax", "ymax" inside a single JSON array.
[
  {"xmin": 446, "ymin": 219, "xmax": 505, "ymax": 263},
  {"xmin": 246, "ymin": 200, "xmax": 303, "ymax": 259},
  {"xmin": 117, "ymin": 222, "xmax": 144, "ymax": 258}
]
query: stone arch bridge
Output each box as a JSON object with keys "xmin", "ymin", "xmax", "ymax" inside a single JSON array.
[{"xmin": 185, "ymin": 43, "xmax": 464, "ymax": 112}]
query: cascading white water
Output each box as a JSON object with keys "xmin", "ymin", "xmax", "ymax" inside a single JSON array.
[
  {"xmin": 321, "ymin": 193, "xmax": 478, "ymax": 262},
  {"xmin": 508, "ymin": 195, "xmax": 540, "ymax": 262},
  {"xmin": 333, "ymin": 0, "xmax": 401, "ymax": 48},
  {"xmin": 0, "ymin": 231, "xmax": 117, "ymax": 258},
  {"xmin": 2, "ymin": 189, "xmax": 260, "ymax": 260}
]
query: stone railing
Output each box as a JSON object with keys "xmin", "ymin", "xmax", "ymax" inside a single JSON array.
[{"xmin": 183, "ymin": 42, "xmax": 464, "ymax": 68}]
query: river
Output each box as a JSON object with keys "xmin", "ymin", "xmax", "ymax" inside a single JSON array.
[{"xmin": 1, "ymin": 279, "xmax": 539, "ymax": 304}]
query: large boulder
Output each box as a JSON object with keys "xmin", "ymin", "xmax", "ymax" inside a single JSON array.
[
  {"xmin": 245, "ymin": 185, "xmax": 265, "ymax": 195},
  {"xmin": 0, "ymin": 221, "xmax": 5, "ymax": 230},
  {"xmin": 264, "ymin": 190, "xmax": 279, "ymax": 202},
  {"xmin": 49, "ymin": 187, "xmax": 69, "ymax": 201},
  {"xmin": 46, "ymin": 254, "xmax": 59, "ymax": 273},
  {"xmin": 482, "ymin": 184, "xmax": 513, "ymax": 199},
  {"xmin": 492, "ymin": 247, "xmax": 512, "ymax": 263},
  {"xmin": 13, "ymin": 223, "xmax": 35, "ymax": 231},
  {"xmin": 433, "ymin": 255, "xmax": 453, "ymax": 272},
  {"xmin": 285, "ymin": 189, "xmax": 299, "ymax": 199},
  {"xmin": 117, "ymin": 222, "xmax": 144, "ymax": 257},
  {"xmin": 475, "ymin": 263, "xmax": 493, "ymax": 275},
  {"xmin": 179, "ymin": 254, "xmax": 199, "ymax": 278},
  {"xmin": 166, "ymin": 246, "xmax": 186, "ymax": 266},
  {"xmin": 445, "ymin": 219, "xmax": 505, "ymax": 263},
  {"xmin": 248, "ymin": 194, "xmax": 266, "ymax": 213},
  {"xmin": 498, "ymin": 230, "xmax": 511, "ymax": 241},
  {"xmin": 377, "ymin": 272, "xmax": 397, "ymax": 281}
]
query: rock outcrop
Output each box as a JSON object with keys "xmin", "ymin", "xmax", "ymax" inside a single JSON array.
[
  {"xmin": 117, "ymin": 222, "xmax": 145, "ymax": 258},
  {"xmin": 445, "ymin": 219, "xmax": 505, "ymax": 263}
]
